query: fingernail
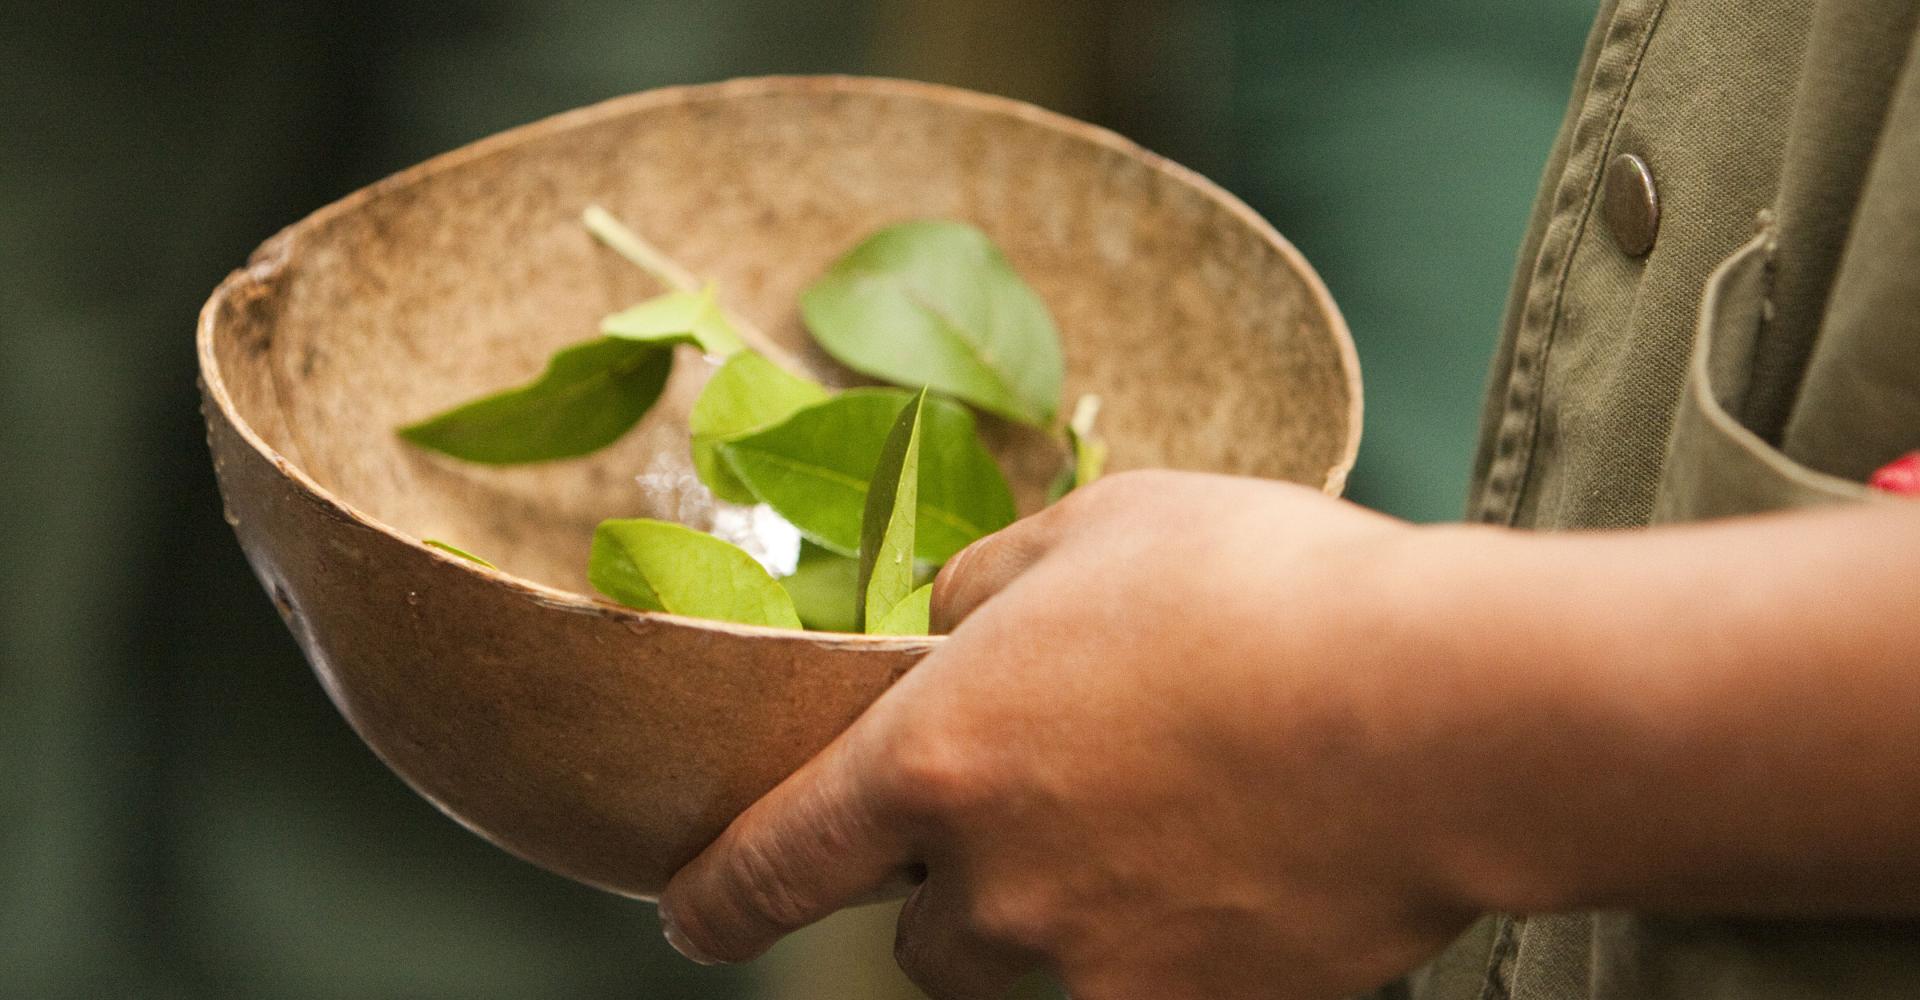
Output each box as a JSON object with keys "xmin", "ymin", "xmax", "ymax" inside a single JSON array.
[{"xmin": 657, "ymin": 899, "xmax": 720, "ymax": 966}]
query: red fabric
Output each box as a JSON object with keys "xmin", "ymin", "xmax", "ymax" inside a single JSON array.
[{"xmin": 1868, "ymin": 452, "xmax": 1920, "ymax": 495}]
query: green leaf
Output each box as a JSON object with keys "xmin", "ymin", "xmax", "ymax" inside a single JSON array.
[
  {"xmin": 858, "ymin": 389, "xmax": 926, "ymax": 631},
  {"xmin": 780, "ymin": 542, "xmax": 861, "ymax": 633},
  {"xmin": 423, "ymin": 539, "xmax": 496, "ymax": 569},
  {"xmin": 801, "ymin": 220, "xmax": 1064, "ymax": 426},
  {"xmin": 600, "ymin": 285, "xmax": 744, "ymax": 357},
  {"xmin": 589, "ymin": 518, "xmax": 801, "ymax": 629},
  {"xmin": 718, "ymin": 388, "xmax": 1015, "ymax": 563},
  {"xmin": 689, "ymin": 352, "xmax": 831, "ymax": 504},
  {"xmin": 871, "ymin": 584, "xmax": 933, "ymax": 636},
  {"xmin": 397, "ymin": 337, "xmax": 673, "ymax": 464},
  {"xmin": 1049, "ymin": 393, "xmax": 1110, "ymax": 502}
]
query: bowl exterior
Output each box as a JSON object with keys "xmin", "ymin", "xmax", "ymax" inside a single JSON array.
[
  {"xmin": 203, "ymin": 375, "xmax": 925, "ymax": 896},
  {"xmin": 198, "ymin": 76, "xmax": 1359, "ymax": 897}
]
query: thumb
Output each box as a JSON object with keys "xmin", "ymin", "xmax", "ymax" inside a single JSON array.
[{"xmin": 658, "ymin": 724, "xmax": 914, "ymax": 964}]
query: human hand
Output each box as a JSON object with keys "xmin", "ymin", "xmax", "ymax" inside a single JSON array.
[{"xmin": 658, "ymin": 471, "xmax": 1488, "ymax": 999}]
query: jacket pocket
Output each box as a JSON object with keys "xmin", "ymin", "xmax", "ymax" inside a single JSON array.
[{"xmin": 1651, "ymin": 234, "xmax": 1875, "ymax": 524}]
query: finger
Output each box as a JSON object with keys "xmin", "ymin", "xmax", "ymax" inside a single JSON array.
[
  {"xmin": 894, "ymin": 874, "xmax": 1036, "ymax": 1000},
  {"xmin": 931, "ymin": 512, "xmax": 1065, "ymax": 634},
  {"xmin": 658, "ymin": 726, "xmax": 914, "ymax": 965}
]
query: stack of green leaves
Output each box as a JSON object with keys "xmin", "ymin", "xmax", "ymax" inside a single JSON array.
[{"xmin": 399, "ymin": 213, "xmax": 1103, "ymax": 636}]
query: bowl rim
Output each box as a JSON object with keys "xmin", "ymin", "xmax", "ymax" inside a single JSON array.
[{"xmin": 197, "ymin": 74, "xmax": 1362, "ymax": 648}]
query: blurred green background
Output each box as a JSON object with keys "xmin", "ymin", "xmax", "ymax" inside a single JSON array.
[{"xmin": 1, "ymin": 1, "xmax": 1592, "ymax": 996}]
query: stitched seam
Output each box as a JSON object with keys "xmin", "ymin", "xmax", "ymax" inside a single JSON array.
[
  {"xmin": 1487, "ymin": 0, "xmax": 1670, "ymax": 526},
  {"xmin": 1476, "ymin": 916, "xmax": 1521, "ymax": 1000},
  {"xmin": 1757, "ymin": 207, "xmax": 1780, "ymax": 337}
]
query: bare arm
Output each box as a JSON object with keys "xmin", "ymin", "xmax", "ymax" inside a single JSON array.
[
  {"xmin": 657, "ymin": 471, "xmax": 1920, "ymax": 999},
  {"xmin": 1415, "ymin": 499, "xmax": 1920, "ymax": 917}
]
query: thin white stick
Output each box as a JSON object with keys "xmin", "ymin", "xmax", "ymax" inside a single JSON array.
[{"xmin": 1070, "ymin": 393, "xmax": 1103, "ymax": 438}]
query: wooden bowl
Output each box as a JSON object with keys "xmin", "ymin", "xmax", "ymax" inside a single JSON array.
[{"xmin": 198, "ymin": 77, "xmax": 1360, "ymax": 898}]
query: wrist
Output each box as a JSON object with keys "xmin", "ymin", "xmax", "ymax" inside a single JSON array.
[
  {"xmin": 1362, "ymin": 522, "xmax": 1628, "ymax": 918},
  {"xmin": 1321, "ymin": 504, "xmax": 1920, "ymax": 922}
]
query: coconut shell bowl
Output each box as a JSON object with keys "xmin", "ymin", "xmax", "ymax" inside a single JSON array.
[{"xmin": 197, "ymin": 76, "xmax": 1360, "ymax": 899}]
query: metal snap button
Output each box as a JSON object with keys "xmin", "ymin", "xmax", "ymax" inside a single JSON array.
[{"xmin": 1603, "ymin": 152, "xmax": 1660, "ymax": 258}]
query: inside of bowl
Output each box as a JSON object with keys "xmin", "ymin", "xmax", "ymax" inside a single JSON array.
[{"xmin": 208, "ymin": 79, "xmax": 1358, "ymax": 595}]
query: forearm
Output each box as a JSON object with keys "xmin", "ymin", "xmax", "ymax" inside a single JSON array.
[{"xmin": 1394, "ymin": 502, "xmax": 1920, "ymax": 918}]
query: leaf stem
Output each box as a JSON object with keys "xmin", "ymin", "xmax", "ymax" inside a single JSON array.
[
  {"xmin": 582, "ymin": 204, "xmax": 701, "ymax": 292},
  {"xmin": 582, "ymin": 204, "xmax": 801, "ymax": 371}
]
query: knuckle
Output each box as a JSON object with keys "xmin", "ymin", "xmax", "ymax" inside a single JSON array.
[
  {"xmin": 885, "ymin": 733, "xmax": 993, "ymax": 825},
  {"xmin": 1051, "ymin": 468, "xmax": 1169, "ymax": 523},
  {"xmin": 1047, "ymin": 475, "xmax": 1116, "ymax": 519},
  {"xmin": 1101, "ymin": 467, "xmax": 1174, "ymax": 490},
  {"xmin": 966, "ymin": 889, "xmax": 1058, "ymax": 954},
  {"xmin": 727, "ymin": 834, "xmax": 815, "ymax": 934},
  {"xmin": 1087, "ymin": 467, "xmax": 1170, "ymax": 499}
]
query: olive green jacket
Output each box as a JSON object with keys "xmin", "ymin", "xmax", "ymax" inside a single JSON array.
[{"xmin": 1411, "ymin": 1, "xmax": 1920, "ymax": 998}]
